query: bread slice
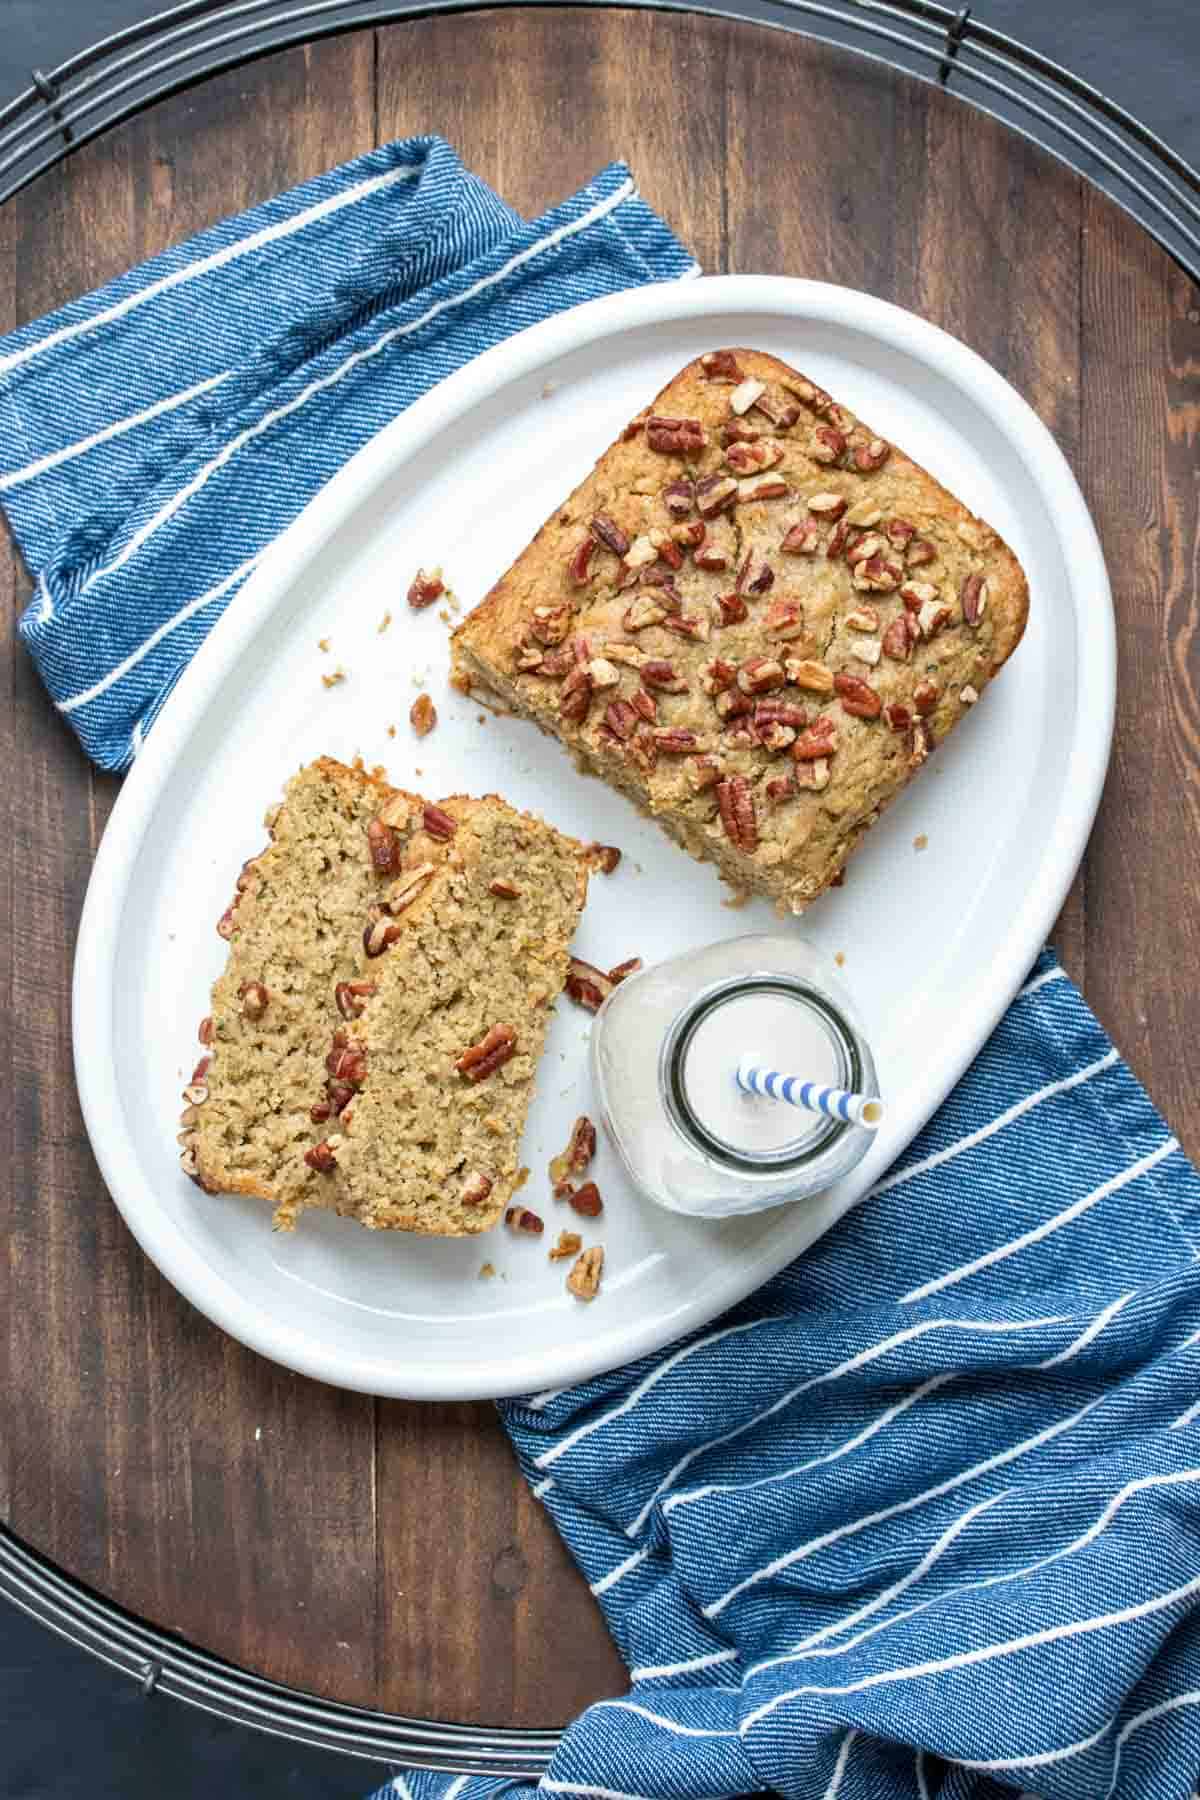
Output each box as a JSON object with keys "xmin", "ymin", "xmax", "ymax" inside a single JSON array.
[
  {"xmin": 312, "ymin": 793, "xmax": 589, "ymax": 1234},
  {"xmin": 451, "ymin": 348, "xmax": 1029, "ymax": 912},
  {"xmin": 182, "ymin": 759, "xmax": 589, "ymax": 1236},
  {"xmin": 183, "ymin": 757, "xmax": 436, "ymax": 1223}
]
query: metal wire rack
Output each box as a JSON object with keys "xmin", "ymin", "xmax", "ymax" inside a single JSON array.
[
  {"xmin": 2, "ymin": 0, "xmax": 1199, "ymax": 1774},
  {"xmin": 1, "ymin": 0, "xmax": 1199, "ymax": 285}
]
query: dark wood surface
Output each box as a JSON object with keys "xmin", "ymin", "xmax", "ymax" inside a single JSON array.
[{"xmin": 2, "ymin": 9, "xmax": 1197, "ymax": 1727}]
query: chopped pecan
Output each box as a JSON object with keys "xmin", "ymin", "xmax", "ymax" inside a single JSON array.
[
  {"xmin": 568, "ymin": 1180, "xmax": 603, "ymax": 1218},
  {"xmin": 647, "ymin": 415, "xmax": 707, "ymax": 456},
  {"xmin": 550, "ymin": 1115, "xmax": 597, "ymax": 1184},
  {"xmin": 673, "ymin": 518, "xmax": 707, "ymax": 549},
  {"xmin": 906, "ymin": 537, "xmax": 937, "ymax": 567},
  {"xmin": 642, "ymin": 658, "xmax": 688, "ymax": 693},
  {"xmin": 305, "ymin": 1137, "xmax": 341, "ymax": 1173},
  {"xmin": 722, "ymin": 417, "xmax": 762, "ymax": 445},
  {"xmin": 752, "ymin": 386, "xmax": 802, "ymax": 429},
  {"xmin": 916, "ymin": 600, "xmax": 951, "ymax": 641},
  {"xmin": 737, "ymin": 656, "xmax": 786, "ymax": 695},
  {"xmin": 807, "ymin": 491, "xmax": 848, "ymax": 518},
  {"xmin": 736, "ymin": 550, "xmax": 775, "ymax": 595},
  {"xmin": 567, "ymin": 1245, "xmax": 604, "ymax": 1301},
  {"xmin": 853, "ymin": 556, "xmax": 903, "ymax": 593},
  {"xmin": 725, "ymin": 437, "xmax": 783, "ymax": 474},
  {"xmin": 489, "ymin": 879, "xmax": 524, "ymax": 901},
  {"xmin": 900, "ymin": 580, "xmax": 939, "ymax": 610},
  {"xmin": 650, "ymin": 531, "xmax": 684, "ymax": 571},
  {"xmin": 781, "ymin": 518, "xmax": 822, "ymax": 555},
  {"xmin": 461, "ymin": 1171, "xmax": 494, "ymax": 1207},
  {"xmin": 907, "ymin": 720, "xmax": 934, "ymax": 764},
  {"xmin": 387, "ymin": 861, "xmax": 436, "ymax": 914},
  {"xmin": 505, "ymin": 1206, "xmax": 544, "ymax": 1235},
  {"xmin": 701, "ymin": 350, "xmax": 744, "ymax": 382},
  {"xmin": 853, "ymin": 437, "xmax": 890, "ymax": 471},
  {"xmin": 887, "ymin": 518, "xmax": 916, "ymax": 547},
  {"xmin": 515, "ymin": 644, "xmax": 545, "ymax": 672},
  {"xmin": 715, "ymin": 688, "xmax": 753, "ymax": 720},
  {"xmin": 960, "ymin": 574, "xmax": 989, "ymax": 625},
  {"xmin": 600, "ymin": 640, "xmax": 648, "ymax": 669},
  {"xmin": 309, "ymin": 1100, "xmax": 332, "ymax": 1124},
  {"xmin": 834, "ymin": 672, "xmax": 882, "ymax": 719},
  {"xmin": 716, "ymin": 592, "xmax": 749, "ymax": 625},
  {"xmin": 882, "ymin": 615, "xmax": 916, "ymax": 661},
  {"xmin": 565, "ymin": 957, "xmax": 614, "ymax": 1011},
  {"xmin": 559, "ymin": 663, "xmax": 594, "ymax": 723},
  {"xmin": 811, "ymin": 425, "xmax": 847, "ymax": 465},
  {"xmin": 786, "ymin": 658, "xmax": 835, "ymax": 695},
  {"xmin": 960, "ymin": 684, "xmax": 980, "ymax": 705},
  {"xmin": 367, "ymin": 816, "xmax": 402, "ymax": 875},
  {"xmin": 846, "ymin": 532, "xmax": 885, "ymax": 569},
  {"xmin": 423, "ymin": 804, "xmax": 457, "ymax": 840},
  {"xmin": 326, "ymin": 1029, "xmax": 367, "ymax": 1086},
  {"xmin": 694, "ymin": 541, "xmax": 731, "ymax": 572},
  {"xmin": 407, "ymin": 567, "xmax": 444, "ymax": 610},
  {"xmin": 631, "ymin": 689, "xmax": 657, "ymax": 722},
  {"xmin": 764, "ymin": 772, "xmax": 795, "ymax": 803},
  {"xmin": 764, "ymin": 597, "xmax": 806, "ymax": 639},
  {"xmin": 456, "ymin": 1023, "xmax": 518, "ymax": 1083},
  {"xmin": 549, "ymin": 1230, "xmax": 584, "ymax": 1261},
  {"xmin": 716, "ymin": 776, "xmax": 759, "ymax": 853},
  {"xmin": 701, "ymin": 657, "xmax": 737, "ymax": 693},
  {"xmin": 567, "ymin": 538, "xmax": 595, "ymax": 584},
  {"xmin": 686, "ymin": 755, "xmax": 722, "ymax": 792},
  {"xmin": 335, "ymin": 979, "xmax": 376, "ymax": 1019},
  {"xmin": 604, "ymin": 698, "xmax": 639, "ymax": 740},
  {"xmin": 239, "ymin": 981, "xmax": 269, "ymax": 1022},
  {"xmin": 755, "ymin": 699, "xmax": 809, "ymax": 732},
  {"xmin": 695, "ymin": 473, "xmax": 739, "ymax": 517},
  {"xmin": 623, "ymin": 594, "xmax": 668, "ymax": 632},
  {"xmin": 758, "ymin": 721, "xmax": 797, "ymax": 753},
  {"xmin": 591, "ymin": 512, "xmax": 630, "ymax": 556},
  {"xmin": 216, "ymin": 901, "xmax": 239, "ymax": 940},
  {"xmin": 653, "ymin": 727, "xmax": 701, "ymax": 753},
  {"xmin": 363, "ymin": 913, "xmax": 402, "ymax": 959},
  {"xmin": 198, "ymin": 1016, "xmax": 214, "ymax": 1046},
  {"xmin": 729, "ymin": 375, "xmax": 766, "ymax": 413},
  {"xmin": 845, "ymin": 606, "xmax": 880, "ymax": 632},
  {"xmin": 622, "ymin": 411, "xmax": 648, "ymax": 441},
  {"xmin": 190, "ymin": 1056, "xmax": 211, "ymax": 1085},
  {"xmin": 609, "ymin": 957, "xmax": 642, "ymax": 984},
  {"xmin": 663, "ymin": 478, "xmax": 695, "ymax": 517},
  {"xmin": 661, "ymin": 612, "xmax": 710, "ymax": 642},
  {"xmin": 182, "ymin": 1079, "xmax": 209, "ymax": 1106},
  {"xmin": 531, "ymin": 603, "xmax": 571, "ymax": 646},
  {"xmin": 794, "ymin": 756, "xmax": 831, "ymax": 791},
  {"xmin": 738, "ymin": 473, "xmax": 790, "ymax": 502},
  {"xmin": 793, "ymin": 715, "xmax": 838, "ymax": 759},
  {"xmin": 410, "ymin": 693, "xmax": 438, "ymax": 737},
  {"xmin": 587, "ymin": 657, "xmax": 622, "ymax": 690},
  {"xmin": 586, "ymin": 843, "xmax": 622, "ymax": 875},
  {"xmin": 883, "ymin": 702, "xmax": 912, "ymax": 731},
  {"xmin": 913, "ymin": 679, "xmax": 940, "ymax": 716}
]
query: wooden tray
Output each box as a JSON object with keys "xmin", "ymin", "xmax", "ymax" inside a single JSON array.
[{"xmin": 2, "ymin": 5, "xmax": 1197, "ymax": 1730}]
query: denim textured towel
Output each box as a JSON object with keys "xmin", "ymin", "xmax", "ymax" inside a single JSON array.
[{"xmin": 2, "ymin": 137, "xmax": 1196, "ymax": 1800}]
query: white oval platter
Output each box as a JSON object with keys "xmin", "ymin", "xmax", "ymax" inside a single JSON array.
[{"xmin": 72, "ymin": 276, "xmax": 1114, "ymax": 1400}]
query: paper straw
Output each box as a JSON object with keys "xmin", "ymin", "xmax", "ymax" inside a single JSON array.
[{"xmin": 736, "ymin": 1054, "xmax": 883, "ymax": 1129}]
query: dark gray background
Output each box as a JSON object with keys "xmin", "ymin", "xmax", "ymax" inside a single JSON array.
[{"xmin": 1, "ymin": 2, "xmax": 1197, "ymax": 1796}]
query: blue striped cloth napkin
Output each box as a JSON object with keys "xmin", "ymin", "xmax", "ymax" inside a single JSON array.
[{"xmin": 1, "ymin": 134, "xmax": 1196, "ymax": 1800}]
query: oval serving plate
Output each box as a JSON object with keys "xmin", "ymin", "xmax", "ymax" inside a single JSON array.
[{"xmin": 72, "ymin": 276, "xmax": 1114, "ymax": 1400}]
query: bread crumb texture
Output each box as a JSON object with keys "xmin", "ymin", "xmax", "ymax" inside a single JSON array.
[
  {"xmin": 189, "ymin": 759, "xmax": 587, "ymax": 1238},
  {"xmin": 452, "ymin": 348, "xmax": 1028, "ymax": 912}
]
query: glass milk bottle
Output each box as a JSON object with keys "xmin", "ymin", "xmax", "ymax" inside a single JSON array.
[{"xmin": 590, "ymin": 933, "xmax": 879, "ymax": 1219}]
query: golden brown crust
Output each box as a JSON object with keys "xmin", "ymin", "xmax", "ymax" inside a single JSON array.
[{"xmin": 453, "ymin": 348, "xmax": 1029, "ymax": 910}]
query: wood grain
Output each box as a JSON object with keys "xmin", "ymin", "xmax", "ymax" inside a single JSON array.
[{"xmin": 1, "ymin": 6, "xmax": 1196, "ymax": 1726}]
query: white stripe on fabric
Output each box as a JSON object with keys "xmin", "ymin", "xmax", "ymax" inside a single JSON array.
[
  {"xmin": 898, "ymin": 1138, "xmax": 1179, "ymax": 1304},
  {"xmin": 748, "ymin": 1490, "xmax": 1012, "ymax": 1673},
  {"xmin": 531, "ymin": 1476, "xmax": 555, "ymax": 1498},
  {"xmin": 594, "ymin": 1700, "xmax": 740, "ymax": 1740},
  {"xmin": 663, "ymin": 1373, "xmax": 955, "ymax": 1518},
  {"xmin": 630, "ymin": 1647, "xmax": 739, "ymax": 1683},
  {"xmin": 75, "ymin": 178, "xmax": 641, "ymax": 605},
  {"xmin": 534, "ymin": 1315, "xmax": 772, "ymax": 1471},
  {"xmin": 0, "ymin": 163, "xmax": 420, "ymax": 377},
  {"xmin": 528, "ymin": 1385, "xmax": 568, "ymax": 1411},
  {"xmin": 130, "ymin": 718, "xmax": 145, "ymax": 759},
  {"xmin": 1173, "ymin": 1398, "xmax": 1200, "ymax": 1429},
  {"xmin": 959, "ymin": 1714, "xmax": 1116, "ymax": 1773},
  {"xmin": 1105, "ymin": 1689, "xmax": 1200, "ymax": 1796},
  {"xmin": 441, "ymin": 1780, "xmax": 469, "ymax": 1800},
  {"xmin": 590, "ymin": 1546, "xmax": 650, "ymax": 1597},
  {"xmin": 750, "ymin": 1468, "xmax": 1200, "ymax": 1678},
  {"xmin": 1019, "ymin": 966, "xmax": 1068, "ymax": 998},
  {"xmin": 59, "ymin": 551, "xmax": 261, "ymax": 713},
  {"xmin": 823, "ymin": 1730, "xmax": 857, "ymax": 1800},
  {"xmin": 915, "ymin": 1749, "xmax": 930, "ymax": 1800},
  {"xmin": 1035, "ymin": 1289, "xmax": 1135, "ymax": 1368},
  {"xmin": 33, "ymin": 576, "xmax": 53, "ymax": 622},
  {"xmin": 706, "ymin": 1385, "xmax": 1111, "ymax": 1619},
  {"xmin": 0, "ymin": 370, "xmax": 231, "ymax": 491},
  {"xmin": 739, "ymin": 1569, "xmax": 1200, "ymax": 1734},
  {"xmin": 540, "ymin": 1783, "xmax": 658, "ymax": 1800},
  {"xmin": 873, "ymin": 1049, "xmax": 1118, "ymax": 1201},
  {"xmin": 391, "ymin": 1777, "xmax": 416, "ymax": 1800},
  {"xmin": 625, "ymin": 1312, "xmax": 1069, "ymax": 1539}
]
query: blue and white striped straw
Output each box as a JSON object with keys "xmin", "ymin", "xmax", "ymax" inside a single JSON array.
[{"xmin": 736, "ymin": 1053, "xmax": 883, "ymax": 1129}]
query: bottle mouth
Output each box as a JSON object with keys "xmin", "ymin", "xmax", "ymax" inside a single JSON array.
[{"xmin": 660, "ymin": 974, "xmax": 864, "ymax": 1175}]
